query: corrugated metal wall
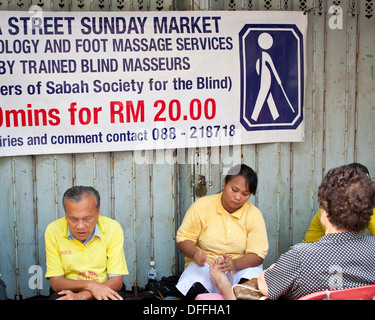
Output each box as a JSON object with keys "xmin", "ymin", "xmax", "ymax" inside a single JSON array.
[{"xmin": 0, "ymin": 0, "xmax": 374, "ymax": 299}]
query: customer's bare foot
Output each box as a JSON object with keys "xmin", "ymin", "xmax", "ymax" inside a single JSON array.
[
  {"xmin": 209, "ymin": 258, "xmax": 236, "ymax": 300},
  {"xmin": 209, "ymin": 257, "xmax": 225, "ymax": 285}
]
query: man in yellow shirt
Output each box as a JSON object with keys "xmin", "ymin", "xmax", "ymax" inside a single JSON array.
[
  {"xmin": 45, "ymin": 186, "xmax": 128, "ymax": 300},
  {"xmin": 302, "ymin": 208, "xmax": 375, "ymax": 243},
  {"xmin": 176, "ymin": 164, "xmax": 268, "ymax": 299},
  {"xmin": 303, "ymin": 163, "xmax": 375, "ymax": 243}
]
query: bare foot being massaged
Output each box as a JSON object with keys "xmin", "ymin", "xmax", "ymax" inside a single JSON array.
[{"xmin": 209, "ymin": 257, "xmax": 236, "ymax": 300}]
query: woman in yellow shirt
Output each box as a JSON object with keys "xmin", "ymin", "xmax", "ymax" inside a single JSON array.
[{"xmin": 176, "ymin": 164, "xmax": 269, "ymax": 299}]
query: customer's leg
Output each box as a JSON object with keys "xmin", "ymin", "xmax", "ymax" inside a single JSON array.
[
  {"xmin": 176, "ymin": 262, "xmax": 217, "ymax": 299},
  {"xmin": 209, "ymin": 259, "xmax": 236, "ymax": 300}
]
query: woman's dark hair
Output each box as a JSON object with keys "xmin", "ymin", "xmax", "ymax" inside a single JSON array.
[
  {"xmin": 63, "ymin": 186, "xmax": 100, "ymax": 210},
  {"xmin": 347, "ymin": 162, "xmax": 370, "ymax": 178},
  {"xmin": 224, "ymin": 164, "xmax": 258, "ymax": 195},
  {"xmin": 318, "ymin": 165, "xmax": 375, "ymax": 232}
]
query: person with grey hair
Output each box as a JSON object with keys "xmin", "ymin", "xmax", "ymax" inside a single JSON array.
[
  {"xmin": 45, "ymin": 186, "xmax": 129, "ymax": 300},
  {"xmin": 302, "ymin": 163, "xmax": 375, "ymax": 242},
  {"xmin": 209, "ymin": 164, "xmax": 375, "ymax": 300}
]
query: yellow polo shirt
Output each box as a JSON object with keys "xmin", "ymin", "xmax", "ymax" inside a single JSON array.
[
  {"xmin": 302, "ymin": 208, "xmax": 375, "ymax": 243},
  {"xmin": 45, "ymin": 215, "xmax": 128, "ymax": 282},
  {"xmin": 176, "ymin": 193, "xmax": 268, "ymax": 268}
]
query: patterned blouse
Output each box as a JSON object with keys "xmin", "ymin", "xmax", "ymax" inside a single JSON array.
[{"xmin": 264, "ymin": 231, "xmax": 375, "ymax": 300}]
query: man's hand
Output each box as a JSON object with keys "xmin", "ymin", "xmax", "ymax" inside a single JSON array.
[
  {"xmin": 56, "ymin": 289, "xmax": 92, "ymax": 300},
  {"xmin": 50, "ymin": 275, "xmax": 124, "ymax": 300},
  {"xmin": 85, "ymin": 281, "xmax": 124, "ymax": 300},
  {"xmin": 56, "ymin": 284, "xmax": 123, "ymax": 300}
]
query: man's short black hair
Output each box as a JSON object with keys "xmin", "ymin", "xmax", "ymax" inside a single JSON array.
[{"xmin": 63, "ymin": 186, "xmax": 100, "ymax": 210}]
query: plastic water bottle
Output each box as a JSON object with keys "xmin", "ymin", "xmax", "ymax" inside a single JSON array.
[{"xmin": 147, "ymin": 261, "xmax": 157, "ymax": 280}]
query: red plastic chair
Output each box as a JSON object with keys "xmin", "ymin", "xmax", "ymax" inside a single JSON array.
[{"xmin": 298, "ymin": 284, "xmax": 375, "ymax": 300}]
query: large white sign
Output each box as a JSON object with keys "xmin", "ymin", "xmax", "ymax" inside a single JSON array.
[{"xmin": 0, "ymin": 10, "xmax": 307, "ymax": 157}]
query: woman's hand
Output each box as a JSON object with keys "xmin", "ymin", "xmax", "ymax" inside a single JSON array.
[
  {"xmin": 193, "ymin": 250, "xmax": 207, "ymax": 266},
  {"xmin": 220, "ymin": 253, "xmax": 235, "ymax": 276},
  {"xmin": 177, "ymin": 240, "xmax": 207, "ymax": 266},
  {"xmin": 218, "ymin": 253, "xmax": 264, "ymax": 276}
]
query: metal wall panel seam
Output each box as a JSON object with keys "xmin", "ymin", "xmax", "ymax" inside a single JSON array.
[
  {"xmin": 110, "ymin": 152, "xmax": 115, "ymax": 219},
  {"xmin": 191, "ymin": 149, "xmax": 197, "ymax": 202},
  {"xmin": 93, "ymin": 153, "xmax": 98, "ymax": 190},
  {"xmin": 354, "ymin": 1, "xmax": 371, "ymax": 165},
  {"xmin": 325, "ymin": 0, "xmax": 350, "ymax": 169},
  {"xmin": 343, "ymin": 0, "xmax": 358, "ymax": 164},
  {"xmin": 275, "ymin": 142, "xmax": 282, "ymax": 256},
  {"xmin": 343, "ymin": 0, "xmax": 351, "ymax": 163},
  {"xmin": 131, "ymin": 152, "xmax": 138, "ymax": 289},
  {"xmin": 288, "ymin": 143, "xmax": 294, "ymax": 246},
  {"xmin": 176, "ymin": 161, "xmax": 182, "ymax": 271},
  {"xmin": 301, "ymin": 0, "xmax": 317, "ymax": 224},
  {"xmin": 53, "ymin": 156, "xmax": 59, "ymax": 219},
  {"xmin": 352, "ymin": 0, "xmax": 360, "ymax": 163},
  {"xmin": 356, "ymin": 0, "xmax": 375, "ymax": 175},
  {"xmin": 311, "ymin": 2, "xmax": 326, "ymax": 215},
  {"xmin": 32, "ymin": 155, "xmax": 40, "ymax": 296},
  {"xmin": 254, "ymin": 144, "xmax": 259, "ymax": 208},
  {"xmin": 10, "ymin": 157, "xmax": 21, "ymax": 299},
  {"xmin": 130, "ymin": 152, "xmax": 136, "ymax": 288},
  {"xmin": 322, "ymin": 0, "xmax": 328, "ymax": 176},
  {"xmin": 150, "ymin": 161, "xmax": 155, "ymax": 261},
  {"xmin": 71, "ymin": 154, "xmax": 76, "ymax": 186}
]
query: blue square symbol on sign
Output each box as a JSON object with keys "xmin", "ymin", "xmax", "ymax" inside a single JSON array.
[{"xmin": 239, "ymin": 24, "xmax": 304, "ymax": 131}]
